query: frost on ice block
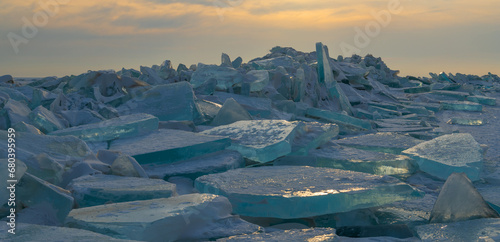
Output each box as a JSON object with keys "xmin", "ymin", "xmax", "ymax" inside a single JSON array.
[
  {"xmin": 109, "ymin": 129, "xmax": 231, "ymax": 165},
  {"xmin": 217, "ymin": 228, "xmax": 337, "ymax": 241},
  {"xmin": 334, "ymin": 132, "xmax": 423, "ymax": 154},
  {"xmin": 117, "ymin": 82, "xmax": 201, "ymax": 122},
  {"xmin": 65, "ymin": 194, "xmax": 260, "ymax": 242},
  {"xmin": 402, "ymin": 133, "xmax": 483, "ymax": 181},
  {"xmin": 415, "ymin": 218, "xmax": 500, "ymax": 241},
  {"xmin": 49, "ymin": 113, "xmax": 159, "ymax": 142},
  {"xmin": 0, "ymin": 223, "xmax": 136, "ymax": 242},
  {"xmin": 67, "ymin": 174, "xmax": 177, "ymax": 208},
  {"xmin": 201, "ymin": 120, "xmax": 304, "ymax": 163},
  {"xmin": 144, "ymin": 150, "xmax": 245, "ymax": 180},
  {"xmin": 275, "ymin": 144, "xmax": 416, "ymax": 176},
  {"xmin": 429, "ymin": 173, "xmax": 499, "ymax": 223},
  {"xmin": 195, "ymin": 166, "xmax": 424, "ymax": 219}
]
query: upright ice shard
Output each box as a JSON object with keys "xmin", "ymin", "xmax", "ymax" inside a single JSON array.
[
  {"xmin": 335, "ymin": 132, "xmax": 423, "ymax": 154},
  {"xmin": 109, "ymin": 129, "xmax": 231, "ymax": 165},
  {"xmin": 65, "ymin": 194, "xmax": 260, "ymax": 241},
  {"xmin": 210, "ymin": 98, "xmax": 253, "ymax": 126},
  {"xmin": 49, "ymin": 113, "xmax": 159, "ymax": 142},
  {"xmin": 67, "ymin": 174, "xmax": 177, "ymax": 208},
  {"xmin": 29, "ymin": 106, "xmax": 66, "ymax": 133},
  {"xmin": 402, "ymin": 133, "xmax": 483, "ymax": 181},
  {"xmin": 195, "ymin": 166, "xmax": 424, "ymax": 218},
  {"xmin": 316, "ymin": 42, "xmax": 354, "ymax": 115},
  {"xmin": 201, "ymin": 120, "xmax": 304, "ymax": 163},
  {"xmin": 429, "ymin": 173, "xmax": 499, "ymax": 223},
  {"xmin": 117, "ymin": 82, "xmax": 201, "ymax": 122}
]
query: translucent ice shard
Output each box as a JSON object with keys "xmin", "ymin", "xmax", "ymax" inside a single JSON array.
[
  {"xmin": 0, "ymin": 223, "xmax": 136, "ymax": 241},
  {"xmin": 335, "ymin": 132, "xmax": 423, "ymax": 154},
  {"xmin": 65, "ymin": 194, "xmax": 260, "ymax": 241},
  {"xmin": 211, "ymin": 98, "xmax": 253, "ymax": 126},
  {"xmin": 466, "ymin": 95, "xmax": 497, "ymax": 106},
  {"xmin": 316, "ymin": 42, "xmax": 354, "ymax": 115},
  {"xmin": 117, "ymin": 82, "xmax": 201, "ymax": 122},
  {"xmin": 144, "ymin": 150, "xmax": 245, "ymax": 180},
  {"xmin": 195, "ymin": 166, "xmax": 424, "ymax": 218},
  {"xmin": 416, "ymin": 218, "xmax": 500, "ymax": 241},
  {"xmin": 447, "ymin": 118, "xmax": 484, "ymax": 126},
  {"xmin": 16, "ymin": 173, "xmax": 74, "ymax": 224},
  {"xmin": 214, "ymin": 92, "xmax": 273, "ymax": 118},
  {"xmin": 190, "ymin": 64, "xmax": 243, "ymax": 91},
  {"xmin": 29, "ymin": 106, "xmax": 66, "ymax": 133},
  {"xmin": 306, "ymin": 108, "xmax": 372, "ymax": 133},
  {"xmin": 429, "ymin": 173, "xmax": 499, "ymax": 223},
  {"xmin": 0, "ymin": 159, "xmax": 27, "ymax": 206},
  {"xmin": 201, "ymin": 120, "xmax": 304, "ymax": 163},
  {"xmin": 67, "ymin": 174, "xmax": 177, "ymax": 208},
  {"xmin": 440, "ymin": 101, "xmax": 483, "ymax": 112},
  {"xmin": 245, "ymin": 70, "xmax": 270, "ymax": 92},
  {"xmin": 402, "ymin": 133, "xmax": 483, "ymax": 181},
  {"xmin": 275, "ymin": 144, "xmax": 416, "ymax": 176},
  {"xmin": 290, "ymin": 122, "xmax": 339, "ymax": 156},
  {"xmin": 49, "ymin": 113, "xmax": 159, "ymax": 142},
  {"xmin": 3, "ymin": 99, "xmax": 31, "ymax": 126},
  {"xmin": 217, "ymin": 228, "xmax": 337, "ymax": 241},
  {"xmin": 109, "ymin": 129, "xmax": 231, "ymax": 165}
]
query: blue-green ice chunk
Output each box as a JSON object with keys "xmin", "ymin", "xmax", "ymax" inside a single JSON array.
[
  {"xmin": 202, "ymin": 120, "xmax": 304, "ymax": 163},
  {"xmin": 49, "ymin": 113, "xmax": 159, "ymax": 142},
  {"xmin": 291, "ymin": 122, "xmax": 339, "ymax": 156},
  {"xmin": 0, "ymin": 159, "xmax": 27, "ymax": 207},
  {"xmin": 59, "ymin": 109, "xmax": 105, "ymax": 127},
  {"xmin": 306, "ymin": 108, "xmax": 372, "ymax": 132},
  {"xmin": 109, "ymin": 129, "xmax": 231, "ymax": 165},
  {"xmin": 65, "ymin": 194, "xmax": 260, "ymax": 241},
  {"xmin": 245, "ymin": 70, "xmax": 270, "ymax": 92},
  {"xmin": 67, "ymin": 174, "xmax": 177, "ymax": 208},
  {"xmin": 195, "ymin": 166, "xmax": 424, "ymax": 219},
  {"xmin": 415, "ymin": 218, "xmax": 500, "ymax": 241},
  {"xmin": 214, "ymin": 92, "xmax": 272, "ymax": 118},
  {"xmin": 211, "ymin": 98, "xmax": 253, "ymax": 126},
  {"xmin": 276, "ymin": 144, "xmax": 416, "ymax": 176},
  {"xmin": 467, "ymin": 95, "xmax": 497, "ymax": 106},
  {"xmin": 217, "ymin": 228, "xmax": 338, "ymax": 241},
  {"xmin": 447, "ymin": 118, "xmax": 484, "ymax": 126},
  {"xmin": 3, "ymin": 99, "xmax": 31, "ymax": 126},
  {"xmin": 335, "ymin": 132, "xmax": 424, "ymax": 154},
  {"xmin": 29, "ymin": 106, "xmax": 66, "ymax": 133},
  {"xmin": 144, "ymin": 150, "xmax": 245, "ymax": 180},
  {"xmin": 16, "ymin": 173, "xmax": 74, "ymax": 224},
  {"xmin": 117, "ymin": 82, "xmax": 201, "ymax": 122},
  {"xmin": 190, "ymin": 64, "xmax": 243, "ymax": 90},
  {"xmin": 429, "ymin": 173, "xmax": 499, "ymax": 223},
  {"xmin": 0, "ymin": 87, "xmax": 30, "ymax": 104},
  {"xmin": 402, "ymin": 133, "xmax": 483, "ymax": 181},
  {"xmin": 316, "ymin": 42, "xmax": 353, "ymax": 115},
  {"xmin": 0, "ymin": 223, "xmax": 137, "ymax": 241},
  {"xmin": 440, "ymin": 101, "xmax": 483, "ymax": 112}
]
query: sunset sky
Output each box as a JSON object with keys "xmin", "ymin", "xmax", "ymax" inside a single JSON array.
[{"xmin": 1, "ymin": 0, "xmax": 499, "ymax": 77}]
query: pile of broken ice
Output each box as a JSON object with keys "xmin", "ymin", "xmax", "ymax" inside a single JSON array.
[{"xmin": 1, "ymin": 43, "xmax": 500, "ymax": 241}]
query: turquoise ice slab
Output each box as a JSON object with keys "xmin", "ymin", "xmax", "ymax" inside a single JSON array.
[
  {"xmin": 210, "ymin": 98, "xmax": 253, "ymax": 126},
  {"xmin": 195, "ymin": 166, "xmax": 424, "ymax": 219},
  {"xmin": 29, "ymin": 106, "xmax": 66, "ymax": 133},
  {"xmin": 0, "ymin": 223, "xmax": 138, "ymax": 242},
  {"xmin": 49, "ymin": 113, "xmax": 159, "ymax": 142},
  {"xmin": 275, "ymin": 144, "xmax": 416, "ymax": 176},
  {"xmin": 190, "ymin": 64, "xmax": 243, "ymax": 90},
  {"xmin": 447, "ymin": 118, "xmax": 484, "ymax": 126},
  {"xmin": 117, "ymin": 82, "xmax": 201, "ymax": 122},
  {"xmin": 402, "ymin": 133, "xmax": 483, "ymax": 181},
  {"xmin": 440, "ymin": 101, "xmax": 483, "ymax": 112},
  {"xmin": 143, "ymin": 150, "xmax": 245, "ymax": 180},
  {"xmin": 217, "ymin": 228, "xmax": 337, "ymax": 241},
  {"xmin": 467, "ymin": 95, "xmax": 497, "ymax": 106},
  {"xmin": 291, "ymin": 122, "xmax": 339, "ymax": 156},
  {"xmin": 334, "ymin": 132, "xmax": 423, "ymax": 154},
  {"xmin": 214, "ymin": 92, "xmax": 273, "ymax": 118},
  {"xmin": 0, "ymin": 159, "xmax": 27, "ymax": 206},
  {"xmin": 65, "ymin": 194, "xmax": 260, "ymax": 242},
  {"xmin": 66, "ymin": 174, "xmax": 177, "ymax": 208},
  {"xmin": 201, "ymin": 120, "xmax": 304, "ymax": 163},
  {"xmin": 415, "ymin": 218, "xmax": 500, "ymax": 241},
  {"xmin": 403, "ymin": 86, "xmax": 431, "ymax": 93},
  {"xmin": 109, "ymin": 129, "xmax": 231, "ymax": 165},
  {"xmin": 305, "ymin": 108, "xmax": 372, "ymax": 132}
]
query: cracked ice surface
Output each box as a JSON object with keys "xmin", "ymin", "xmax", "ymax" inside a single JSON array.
[{"xmin": 195, "ymin": 166, "xmax": 424, "ymax": 218}]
